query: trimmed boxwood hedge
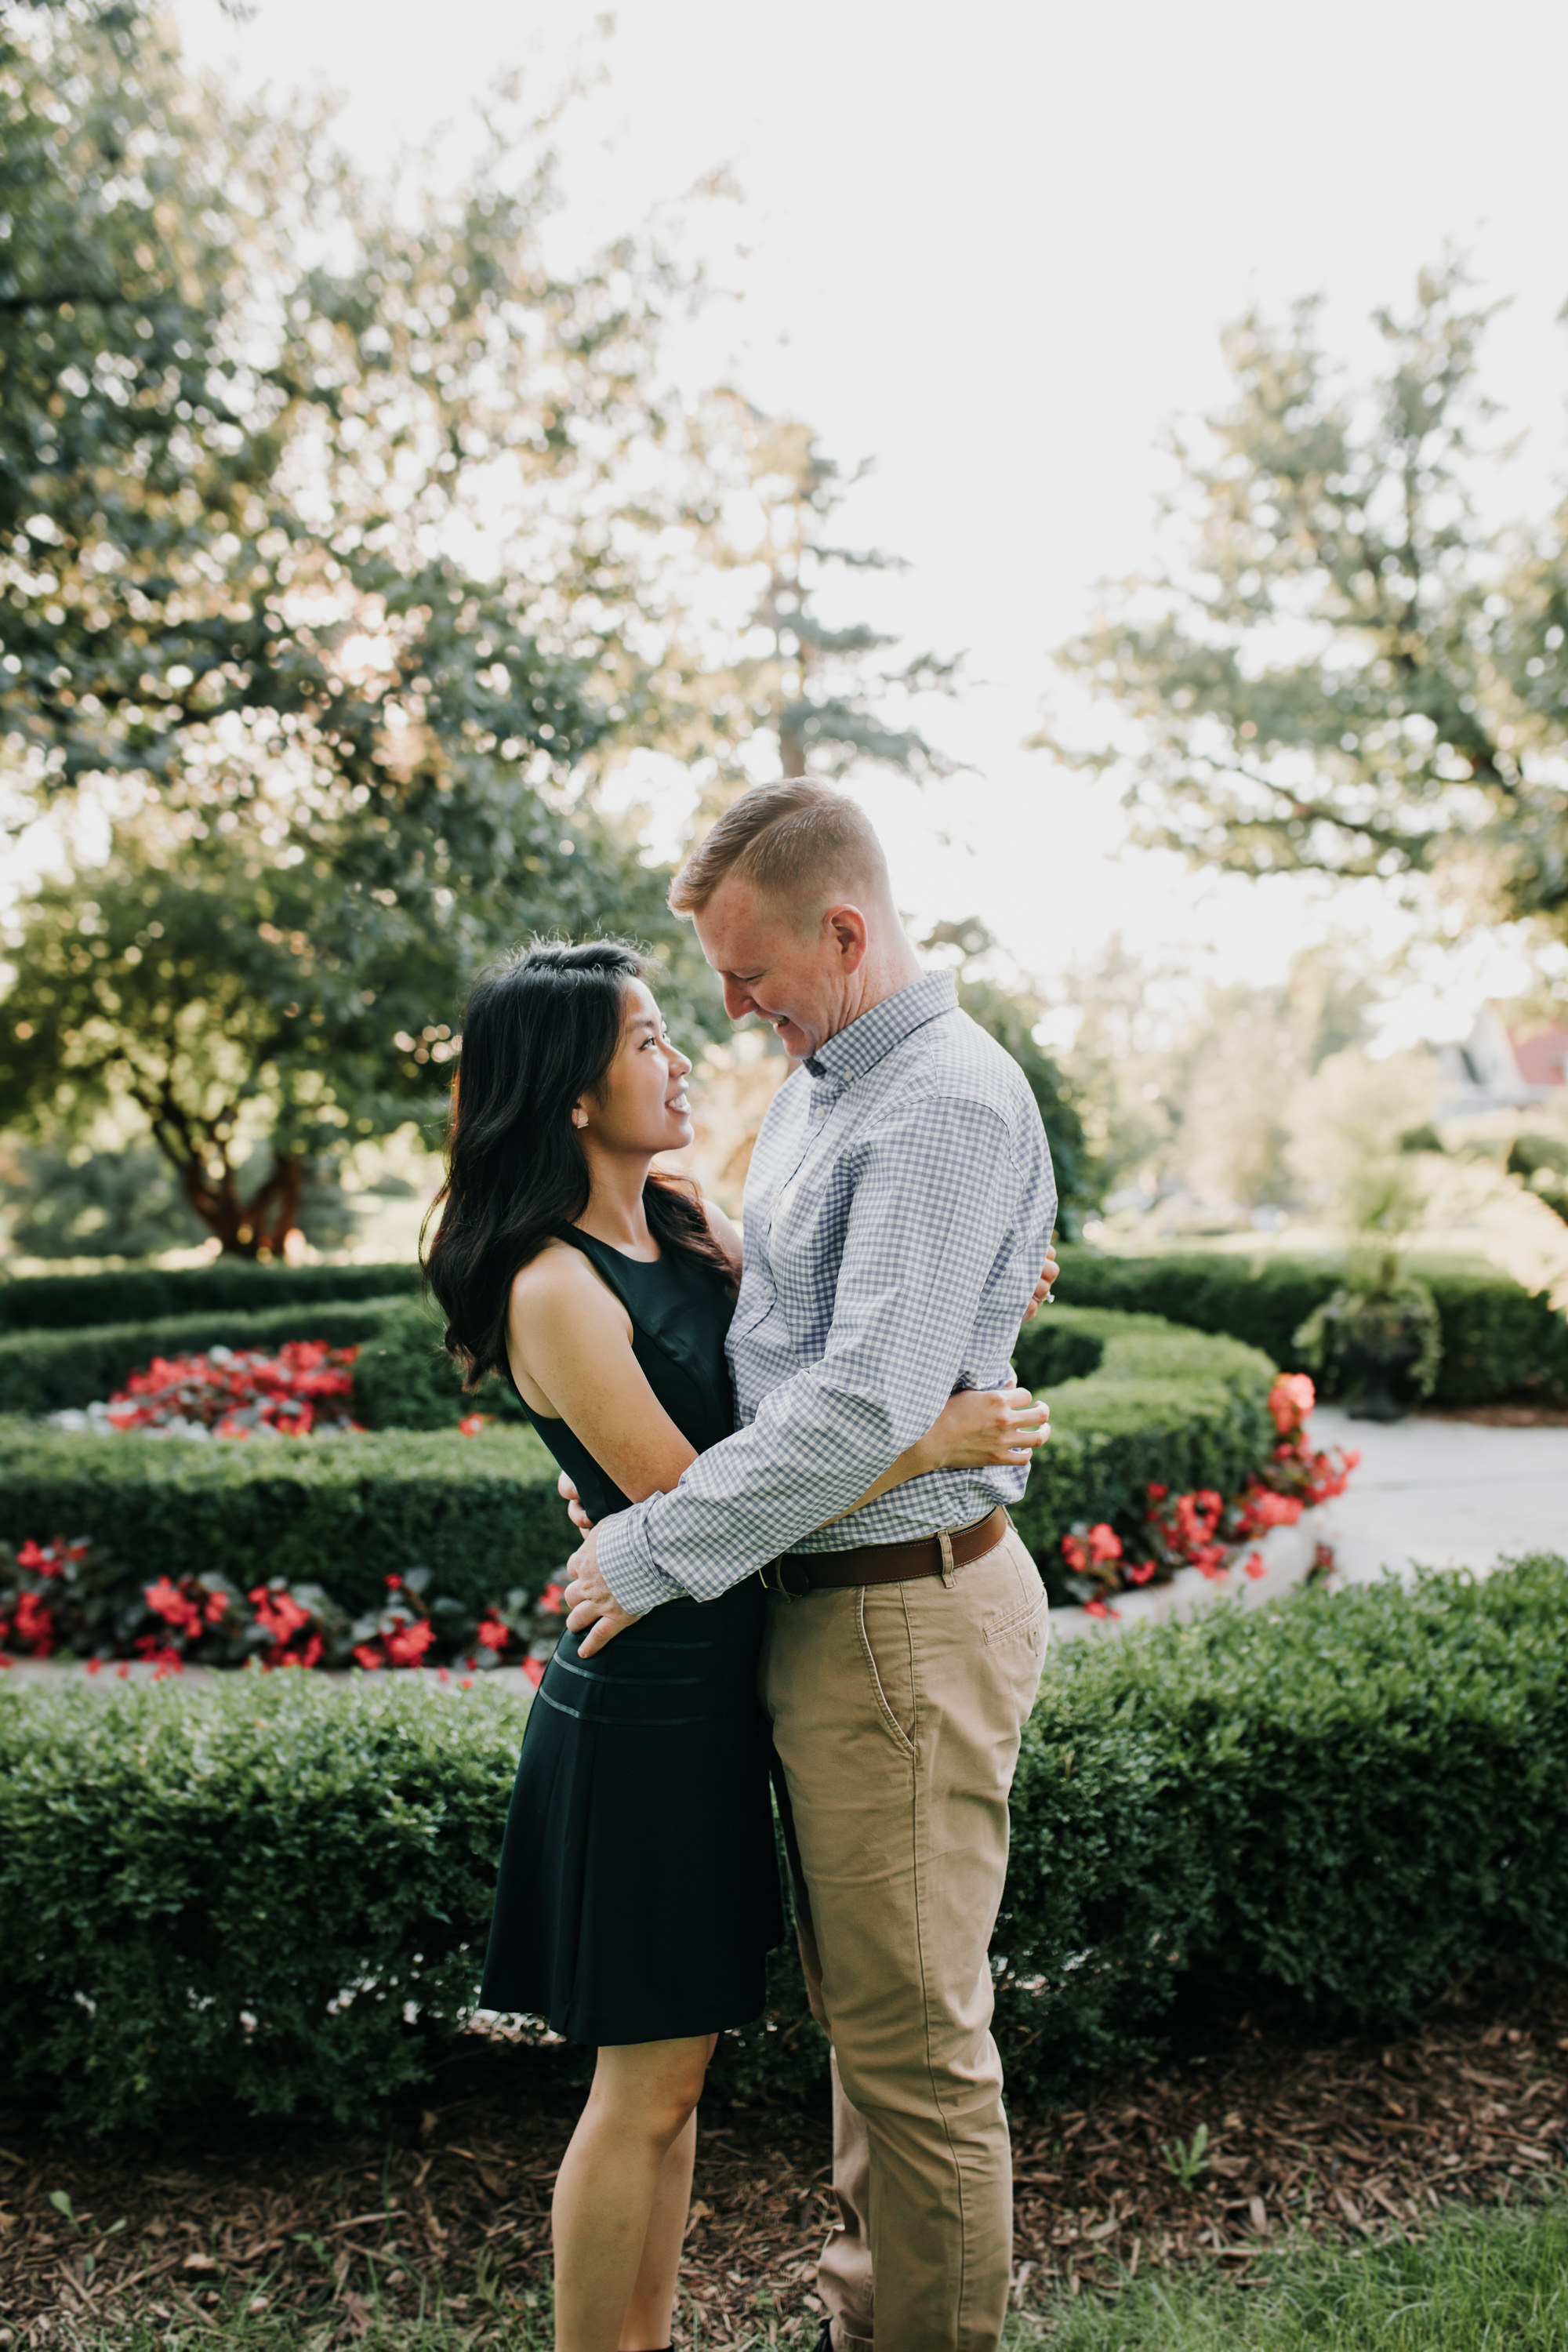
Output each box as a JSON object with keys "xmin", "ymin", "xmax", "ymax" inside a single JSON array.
[
  {"xmin": 0, "ymin": 1257, "xmax": 419, "ymax": 1334},
  {"xmin": 0, "ymin": 1421, "xmax": 569, "ymax": 1617},
  {"xmin": 5, "ymin": 1555, "xmax": 1565, "ymax": 2129},
  {"xmin": 0, "ymin": 1308, "xmax": 1274, "ymax": 1610},
  {"xmin": 1009, "ymin": 1306, "xmax": 1276, "ymax": 1569},
  {"xmin": 1054, "ymin": 1244, "xmax": 1568, "ymax": 1406},
  {"xmin": 0, "ymin": 1291, "xmax": 508, "ymax": 1429}
]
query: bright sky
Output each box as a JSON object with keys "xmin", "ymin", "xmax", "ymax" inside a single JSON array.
[{"xmin": 173, "ymin": 0, "xmax": 1568, "ymax": 1043}]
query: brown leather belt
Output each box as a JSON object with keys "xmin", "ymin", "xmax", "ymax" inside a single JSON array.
[{"xmin": 760, "ymin": 1506, "xmax": 1009, "ymax": 1598}]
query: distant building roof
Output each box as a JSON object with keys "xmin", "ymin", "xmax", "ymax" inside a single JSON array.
[
  {"xmin": 1437, "ymin": 1004, "xmax": 1568, "ymax": 1117},
  {"xmin": 1512, "ymin": 1024, "xmax": 1568, "ymax": 1091}
]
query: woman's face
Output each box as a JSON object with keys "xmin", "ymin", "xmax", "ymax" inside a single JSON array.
[{"xmin": 578, "ymin": 979, "xmax": 695, "ymax": 1156}]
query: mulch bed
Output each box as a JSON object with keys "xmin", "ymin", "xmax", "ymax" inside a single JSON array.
[{"xmin": 2, "ymin": 1971, "xmax": 1566, "ymax": 2346}]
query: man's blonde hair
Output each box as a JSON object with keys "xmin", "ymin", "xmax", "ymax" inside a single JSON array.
[{"xmin": 668, "ymin": 779, "xmax": 888, "ymax": 918}]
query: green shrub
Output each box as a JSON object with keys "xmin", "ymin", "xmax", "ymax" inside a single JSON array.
[
  {"xmin": 0, "ymin": 1674, "xmax": 531, "ymax": 2131},
  {"xmin": 6, "ymin": 1557, "xmax": 1566, "ymax": 2129},
  {"xmin": 1010, "ymin": 1308, "xmax": 1277, "ymax": 1569},
  {"xmin": 0, "ymin": 1290, "xmax": 515, "ymax": 1427},
  {"xmin": 996, "ymin": 1553, "xmax": 1568, "ymax": 2102},
  {"xmin": 0, "ymin": 1258, "xmax": 419, "ymax": 1336},
  {"xmin": 0, "ymin": 1298, "xmax": 407, "ymax": 1417},
  {"xmin": 1054, "ymin": 1245, "xmax": 1568, "ymax": 1405},
  {"xmin": 350, "ymin": 1295, "xmax": 517, "ymax": 1432},
  {"xmin": 0, "ymin": 1421, "xmax": 570, "ymax": 1617}
]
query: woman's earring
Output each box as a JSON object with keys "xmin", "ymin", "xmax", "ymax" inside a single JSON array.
[{"xmin": 572, "ymin": 1108, "xmax": 588, "ymax": 1129}]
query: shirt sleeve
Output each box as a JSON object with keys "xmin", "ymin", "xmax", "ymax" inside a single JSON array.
[{"xmin": 594, "ymin": 1094, "xmax": 1026, "ymax": 1613}]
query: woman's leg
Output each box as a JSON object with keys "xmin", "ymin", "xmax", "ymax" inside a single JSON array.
[
  {"xmin": 552, "ymin": 2033, "xmax": 713, "ymax": 2351},
  {"xmin": 618, "ymin": 2034, "xmax": 717, "ymax": 2347}
]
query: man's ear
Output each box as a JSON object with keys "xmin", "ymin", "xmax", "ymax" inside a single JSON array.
[{"xmin": 824, "ymin": 903, "xmax": 869, "ymax": 971}]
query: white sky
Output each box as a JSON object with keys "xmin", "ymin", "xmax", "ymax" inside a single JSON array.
[{"xmin": 172, "ymin": 0, "xmax": 1568, "ymax": 1043}]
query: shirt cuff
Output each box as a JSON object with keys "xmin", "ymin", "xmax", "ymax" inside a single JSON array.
[{"xmin": 595, "ymin": 1501, "xmax": 685, "ymax": 1616}]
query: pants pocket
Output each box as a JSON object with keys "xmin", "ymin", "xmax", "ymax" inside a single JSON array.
[
  {"xmin": 982, "ymin": 1539, "xmax": 1049, "ymax": 1645},
  {"xmin": 858, "ymin": 1584, "xmax": 918, "ymax": 1753}
]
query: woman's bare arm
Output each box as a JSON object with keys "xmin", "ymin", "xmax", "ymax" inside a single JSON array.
[{"xmin": 507, "ymin": 1247, "xmax": 697, "ymax": 1504}]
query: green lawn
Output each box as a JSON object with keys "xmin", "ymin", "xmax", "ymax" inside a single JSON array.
[
  {"xmin": 57, "ymin": 2201, "xmax": 1568, "ymax": 2350},
  {"xmin": 1044, "ymin": 2199, "xmax": 1568, "ymax": 2350}
]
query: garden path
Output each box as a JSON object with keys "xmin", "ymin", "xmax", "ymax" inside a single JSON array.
[{"xmin": 1312, "ymin": 1406, "xmax": 1568, "ymax": 1586}]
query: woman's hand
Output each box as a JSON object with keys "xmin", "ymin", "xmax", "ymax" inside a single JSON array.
[
  {"xmin": 923, "ymin": 1385, "xmax": 1050, "ymax": 1472},
  {"xmin": 558, "ymin": 1469, "xmax": 593, "ymax": 1534},
  {"xmin": 1021, "ymin": 1244, "xmax": 1061, "ymax": 1322}
]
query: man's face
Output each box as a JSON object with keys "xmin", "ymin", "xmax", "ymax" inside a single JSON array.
[{"xmin": 692, "ymin": 874, "xmax": 866, "ymax": 1060}]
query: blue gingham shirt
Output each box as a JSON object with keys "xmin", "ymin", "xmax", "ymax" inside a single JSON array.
[{"xmin": 596, "ymin": 969, "xmax": 1057, "ymax": 1613}]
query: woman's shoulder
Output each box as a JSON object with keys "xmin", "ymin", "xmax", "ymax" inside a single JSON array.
[{"xmin": 510, "ymin": 1236, "xmax": 604, "ymax": 1309}]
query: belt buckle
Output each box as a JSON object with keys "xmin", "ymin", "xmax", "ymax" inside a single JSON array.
[{"xmin": 762, "ymin": 1557, "xmax": 811, "ymax": 1599}]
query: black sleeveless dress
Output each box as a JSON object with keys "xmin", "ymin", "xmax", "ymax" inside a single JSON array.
[{"xmin": 479, "ymin": 1226, "xmax": 784, "ymax": 2045}]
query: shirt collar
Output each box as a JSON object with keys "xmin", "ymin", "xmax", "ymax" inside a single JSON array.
[{"xmin": 803, "ymin": 969, "xmax": 957, "ymax": 1087}]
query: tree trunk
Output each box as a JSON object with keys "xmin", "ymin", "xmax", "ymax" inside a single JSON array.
[{"xmin": 176, "ymin": 1146, "xmax": 305, "ymax": 1258}]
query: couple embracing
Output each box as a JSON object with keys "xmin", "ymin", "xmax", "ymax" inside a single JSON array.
[{"xmin": 424, "ymin": 779, "xmax": 1058, "ymax": 2352}]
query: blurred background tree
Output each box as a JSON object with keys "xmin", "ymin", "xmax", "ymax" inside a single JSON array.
[
  {"xmin": 677, "ymin": 401, "xmax": 964, "ymax": 816},
  {"xmin": 0, "ymin": 0, "xmax": 720, "ymax": 1254},
  {"xmin": 1044, "ymin": 263, "xmax": 1568, "ymax": 948}
]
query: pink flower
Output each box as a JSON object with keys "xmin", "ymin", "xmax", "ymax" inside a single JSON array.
[
  {"xmin": 385, "ymin": 1617, "xmax": 435, "ymax": 1668},
  {"xmin": 522, "ymin": 1657, "xmax": 546, "ymax": 1687},
  {"xmin": 458, "ymin": 1412, "xmax": 488, "ymax": 1437},
  {"xmin": 1127, "ymin": 1560, "xmax": 1156, "ymax": 1586},
  {"xmin": 1083, "ymin": 1599, "xmax": 1120, "ymax": 1621},
  {"xmin": 1269, "ymin": 1372, "xmax": 1316, "ymax": 1435},
  {"xmin": 1243, "ymin": 1552, "xmax": 1267, "ymax": 1580}
]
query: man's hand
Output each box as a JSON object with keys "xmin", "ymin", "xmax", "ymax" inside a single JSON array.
[
  {"xmin": 1021, "ymin": 1243, "xmax": 1061, "ymax": 1323},
  {"xmin": 563, "ymin": 1526, "xmax": 643, "ymax": 1658}
]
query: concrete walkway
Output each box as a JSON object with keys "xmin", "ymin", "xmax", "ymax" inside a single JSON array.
[
  {"xmin": 1312, "ymin": 1406, "xmax": 1567, "ymax": 1584},
  {"xmin": 1046, "ymin": 1407, "xmax": 1566, "ymax": 1645}
]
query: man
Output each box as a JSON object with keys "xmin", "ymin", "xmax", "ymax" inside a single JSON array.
[{"xmin": 564, "ymin": 778, "xmax": 1056, "ymax": 2351}]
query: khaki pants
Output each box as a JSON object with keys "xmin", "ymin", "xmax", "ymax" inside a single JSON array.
[{"xmin": 760, "ymin": 1521, "xmax": 1048, "ymax": 2352}]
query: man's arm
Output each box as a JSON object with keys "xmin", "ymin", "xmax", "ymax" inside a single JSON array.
[{"xmin": 586, "ymin": 1094, "xmax": 1041, "ymax": 1620}]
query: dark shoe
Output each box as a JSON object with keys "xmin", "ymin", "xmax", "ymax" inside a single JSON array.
[{"xmin": 814, "ymin": 2323, "xmax": 834, "ymax": 2352}]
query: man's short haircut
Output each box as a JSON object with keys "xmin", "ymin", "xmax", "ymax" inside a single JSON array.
[{"xmin": 668, "ymin": 779, "xmax": 888, "ymax": 918}]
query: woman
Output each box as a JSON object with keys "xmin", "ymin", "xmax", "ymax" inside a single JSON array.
[{"xmin": 423, "ymin": 940, "xmax": 1050, "ymax": 2352}]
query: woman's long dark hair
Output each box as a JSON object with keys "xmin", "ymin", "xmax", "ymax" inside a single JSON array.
[{"xmin": 423, "ymin": 939, "xmax": 731, "ymax": 1388}]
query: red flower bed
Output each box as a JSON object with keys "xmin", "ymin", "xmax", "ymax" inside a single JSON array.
[
  {"xmin": 1058, "ymin": 1374, "xmax": 1359, "ymax": 1613},
  {"xmin": 0, "ymin": 1544, "xmax": 568, "ymax": 1683},
  {"xmin": 103, "ymin": 1341, "xmax": 360, "ymax": 1438}
]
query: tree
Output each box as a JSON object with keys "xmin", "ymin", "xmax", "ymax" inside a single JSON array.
[
  {"xmin": 0, "ymin": 2, "xmax": 717, "ymax": 1251},
  {"xmin": 677, "ymin": 404, "xmax": 963, "ymax": 813},
  {"xmin": 920, "ymin": 920, "xmax": 1090, "ymax": 1232},
  {"xmin": 1043, "ymin": 263, "xmax": 1568, "ymax": 942}
]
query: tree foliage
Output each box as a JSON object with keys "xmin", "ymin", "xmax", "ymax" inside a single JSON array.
[
  {"xmin": 677, "ymin": 403, "xmax": 963, "ymax": 813},
  {"xmin": 0, "ymin": 2, "xmax": 715, "ymax": 1251},
  {"xmin": 1044, "ymin": 263, "xmax": 1568, "ymax": 939}
]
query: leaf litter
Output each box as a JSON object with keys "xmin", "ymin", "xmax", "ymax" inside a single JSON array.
[{"xmin": 1, "ymin": 1969, "xmax": 1564, "ymax": 2343}]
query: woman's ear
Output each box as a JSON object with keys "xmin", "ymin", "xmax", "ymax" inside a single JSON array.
[{"xmin": 571, "ymin": 1103, "xmax": 590, "ymax": 1130}]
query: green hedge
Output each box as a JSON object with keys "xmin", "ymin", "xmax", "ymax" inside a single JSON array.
[
  {"xmin": 0, "ymin": 1421, "xmax": 569, "ymax": 1617},
  {"xmin": 0, "ymin": 1258, "xmax": 419, "ymax": 1335},
  {"xmin": 1009, "ymin": 1306, "xmax": 1276, "ymax": 1568},
  {"xmin": 995, "ymin": 1552, "xmax": 1568, "ymax": 2101},
  {"xmin": 6, "ymin": 1556, "xmax": 1565, "ymax": 2129},
  {"xmin": 0, "ymin": 1675, "xmax": 530, "ymax": 2129},
  {"xmin": 1054, "ymin": 1246, "xmax": 1568, "ymax": 1406},
  {"xmin": 0, "ymin": 1292, "xmax": 510, "ymax": 1428},
  {"xmin": 0, "ymin": 1308, "xmax": 1270, "ymax": 1613}
]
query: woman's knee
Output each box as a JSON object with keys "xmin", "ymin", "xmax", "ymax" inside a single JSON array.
[{"xmin": 591, "ymin": 2038, "xmax": 710, "ymax": 2140}]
